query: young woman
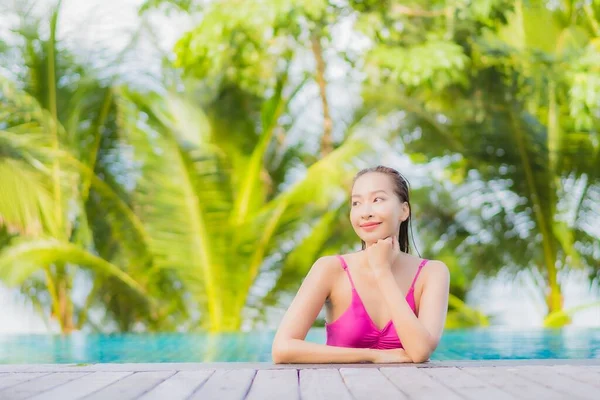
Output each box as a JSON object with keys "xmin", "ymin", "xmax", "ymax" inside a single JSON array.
[{"xmin": 272, "ymin": 165, "xmax": 450, "ymax": 363}]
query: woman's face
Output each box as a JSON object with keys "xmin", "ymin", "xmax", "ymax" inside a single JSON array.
[{"xmin": 350, "ymin": 172, "xmax": 408, "ymax": 247}]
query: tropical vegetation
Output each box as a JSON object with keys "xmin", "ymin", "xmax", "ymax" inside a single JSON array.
[{"xmin": 0, "ymin": 0, "xmax": 598, "ymax": 333}]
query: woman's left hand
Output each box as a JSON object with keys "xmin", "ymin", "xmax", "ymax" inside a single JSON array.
[{"xmin": 366, "ymin": 236, "xmax": 400, "ymax": 278}]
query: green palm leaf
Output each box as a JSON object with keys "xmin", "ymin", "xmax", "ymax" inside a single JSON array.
[
  {"xmin": 0, "ymin": 159, "xmax": 57, "ymax": 236},
  {"xmin": 0, "ymin": 237, "xmax": 149, "ymax": 299},
  {"xmin": 114, "ymin": 83, "xmax": 372, "ymax": 331},
  {"xmin": 115, "ymin": 88, "xmax": 232, "ymax": 329}
]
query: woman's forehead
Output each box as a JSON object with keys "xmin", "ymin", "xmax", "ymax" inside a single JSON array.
[{"xmin": 352, "ymin": 172, "xmax": 394, "ymax": 193}]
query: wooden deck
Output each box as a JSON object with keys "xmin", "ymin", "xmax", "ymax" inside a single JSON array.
[{"xmin": 0, "ymin": 359, "xmax": 599, "ymax": 399}]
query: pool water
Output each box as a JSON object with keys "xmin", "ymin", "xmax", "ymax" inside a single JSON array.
[{"xmin": 1, "ymin": 328, "xmax": 599, "ymax": 364}]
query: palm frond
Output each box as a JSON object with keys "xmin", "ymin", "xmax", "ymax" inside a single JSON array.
[
  {"xmin": 253, "ymin": 205, "xmax": 344, "ymax": 313},
  {"xmin": 0, "ymin": 159, "xmax": 56, "ymax": 236},
  {"xmin": 115, "ymin": 88, "xmax": 233, "ymax": 329},
  {"xmin": 0, "ymin": 237, "xmax": 150, "ymax": 300}
]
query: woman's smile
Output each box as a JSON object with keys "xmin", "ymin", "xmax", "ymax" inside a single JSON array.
[{"xmin": 360, "ymin": 222, "xmax": 382, "ymax": 231}]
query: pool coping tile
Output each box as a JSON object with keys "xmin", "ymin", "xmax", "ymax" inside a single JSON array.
[{"xmin": 1, "ymin": 358, "xmax": 599, "ymax": 372}]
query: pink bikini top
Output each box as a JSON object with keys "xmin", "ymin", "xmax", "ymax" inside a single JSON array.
[{"xmin": 325, "ymin": 255, "xmax": 428, "ymax": 350}]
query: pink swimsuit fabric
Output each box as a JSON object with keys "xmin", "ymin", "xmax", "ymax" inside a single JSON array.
[{"xmin": 325, "ymin": 256, "xmax": 428, "ymax": 350}]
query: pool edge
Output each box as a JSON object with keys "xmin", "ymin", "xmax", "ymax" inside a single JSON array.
[{"xmin": 1, "ymin": 358, "xmax": 599, "ymax": 372}]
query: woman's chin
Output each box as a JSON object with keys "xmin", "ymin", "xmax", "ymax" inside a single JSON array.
[{"xmin": 360, "ymin": 233, "xmax": 390, "ymax": 244}]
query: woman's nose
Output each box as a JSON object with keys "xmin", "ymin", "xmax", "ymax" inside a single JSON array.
[{"xmin": 361, "ymin": 203, "xmax": 373, "ymax": 218}]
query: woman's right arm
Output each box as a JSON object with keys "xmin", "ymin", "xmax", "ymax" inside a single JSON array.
[
  {"xmin": 272, "ymin": 256, "xmax": 410, "ymax": 364},
  {"xmin": 272, "ymin": 256, "xmax": 374, "ymax": 363}
]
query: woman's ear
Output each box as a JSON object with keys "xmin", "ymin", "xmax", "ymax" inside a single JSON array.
[{"xmin": 401, "ymin": 202, "xmax": 410, "ymax": 222}]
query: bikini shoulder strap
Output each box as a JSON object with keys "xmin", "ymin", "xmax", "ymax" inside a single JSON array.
[
  {"xmin": 336, "ymin": 255, "xmax": 356, "ymax": 290},
  {"xmin": 408, "ymin": 259, "xmax": 428, "ymax": 293}
]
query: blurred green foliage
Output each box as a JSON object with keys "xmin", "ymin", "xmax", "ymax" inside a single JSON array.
[{"xmin": 0, "ymin": 0, "xmax": 598, "ymax": 332}]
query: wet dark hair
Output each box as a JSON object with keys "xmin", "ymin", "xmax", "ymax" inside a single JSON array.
[{"xmin": 352, "ymin": 165, "xmax": 420, "ymax": 255}]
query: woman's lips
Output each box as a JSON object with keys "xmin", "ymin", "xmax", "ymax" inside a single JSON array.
[{"xmin": 360, "ymin": 222, "xmax": 382, "ymax": 231}]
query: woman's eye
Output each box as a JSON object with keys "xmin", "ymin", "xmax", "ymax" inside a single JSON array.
[
  {"xmin": 351, "ymin": 201, "xmax": 359, "ymax": 206},
  {"xmin": 374, "ymin": 197, "xmax": 383, "ymax": 202}
]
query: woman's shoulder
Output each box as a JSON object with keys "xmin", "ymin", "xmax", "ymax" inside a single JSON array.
[
  {"xmin": 338, "ymin": 250, "xmax": 364, "ymax": 264},
  {"xmin": 421, "ymin": 258, "xmax": 450, "ymax": 281},
  {"xmin": 307, "ymin": 255, "xmax": 345, "ymax": 278},
  {"xmin": 397, "ymin": 254, "xmax": 449, "ymax": 281}
]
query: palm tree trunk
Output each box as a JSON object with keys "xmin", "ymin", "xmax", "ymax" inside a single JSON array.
[
  {"xmin": 221, "ymin": 312, "xmax": 243, "ymax": 332},
  {"xmin": 548, "ymin": 80, "xmax": 559, "ymax": 174},
  {"xmin": 48, "ymin": 4, "xmax": 74, "ymax": 334},
  {"xmin": 546, "ymin": 266, "xmax": 563, "ymax": 314},
  {"xmin": 545, "ymin": 79, "xmax": 563, "ymax": 315},
  {"xmin": 311, "ymin": 33, "xmax": 333, "ymax": 158},
  {"xmin": 48, "ymin": 2, "xmax": 64, "ymax": 239},
  {"xmin": 44, "ymin": 268, "xmax": 62, "ymax": 328},
  {"xmin": 57, "ymin": 268, "xmax": 75, "ymax": 333},
  {"xmin": 508, "ymin": 106, "xmax": 563, "ymax": 316}
]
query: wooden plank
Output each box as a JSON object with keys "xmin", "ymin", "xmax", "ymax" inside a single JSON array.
[
  {"xmin": 0, "ymin": 365, "xmax": 35, "ymax": 372},
  {"xmin": 0, "ymin": 372, "xmax": 89, "ymax": 400},
  {"xmin": 245, "ymin": 369, "xmax": 298, "ymax": 400},
  {"xmin": 0, "ymin": 365, "xmax": 98, "ymax": 373},
  {"xmin": 1, "ymin": 359, "xmax": 599, "ymax": 372},
  {"xmin": 380, "ymin": 367, "xmax": 463, "ymax": 400},
  {"xmin": 464, "ymin": 367, "xmax": 564, "ymax": 399},
  {"xmin": 508, "ymin": 366, "xmax": 598, "ymax": 400},
  {"xmin": 79, "ymin": 363, "xmax": 211, "ymax": 372},
  {"xmin": 0, "ymin": 373, "xmax": 49, "ymax": 391},
  {"xmin": 339, "ymin": 368, "xmax": 408, "ymax": 400},
  {"xmin": 299, "ymin": 369, "xmax": 352, "ymax": 400},
  {"xmin": 550, "ymin": 365, "xmax": 600, "ymax": 388},
  {"xmin": 27, "ymin": 372, "xmax": 131, "ymax": 400},
  {"xmin": 139, "ymin": 370, "xmax": 214, "ymax": 400},
  {"xmin": 189, "ymin": 369, "xmax": 256, "ymax": 400},
  {"xmin": 84, "ymin": 371, "xmax": 175, "ymax": 400},
  {"xmin": 2, "ymin": 363, "xmax": 600, "ymax": 400},
  {"xmin": 423, "ymin": 367, "xmax": 514, "ymax": 400}
]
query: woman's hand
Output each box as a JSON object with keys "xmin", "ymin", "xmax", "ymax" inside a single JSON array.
[
  {"xmin": 366, "ymin": 236, "xmax": 400, "ymax": 278},
  {"xmin": 370, "ymin": 348, "xmax": 415, "ymax": 363}
]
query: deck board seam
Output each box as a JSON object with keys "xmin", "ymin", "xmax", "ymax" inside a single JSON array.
[
  {"xmin": 80, "ymin": 372, "xmax": 135, "ymax": 400},
  {"xmin": 337, "ymin": 368, "xmax": 358, "ymax": 400},
  {"xmin": 241, "ymin": 369, "xmax": 258, "ymax": 400},
  {"xmin": 295, "ymin": 369, "xmax": 300, "ymax": 400},
  {"xmin": 552, "ymin": 367, "xmax": 600, "ymax": 388},
  {"xmin": 183, "ymin": 369, "xmax": 217, "ymax": 400},
  {"xmin": 0, "ymin": 372, "xmax": 52, "ymax": 393},
  {"xmin": 420, "ymin": 368, "xmax": 469, "ymax": 400},
  {"xmin": 458, "ymin": 366, "xmax": 534, "ymax": 400},
  {"xmin": 377, "ymin": 367, "xmax": 413, "ymax": 400},
  {"xmin": 133, "ymin": 370, "xmax": 179, "ymax": 400},
  {"xmin": 4, "ymin": 371, "xmax": 92, "ymax": 399},
  {"xmin": 34, "ymin": 371, "xmax": 94, "ymax": 398},
  {"xmin": 503, "ymin": 367, "xmax": 585, "ymax": 399}
]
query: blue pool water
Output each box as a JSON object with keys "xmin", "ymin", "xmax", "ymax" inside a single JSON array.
[{"xmin": 1, "ymin": 328, "xmax": 599, "ymax": 364}]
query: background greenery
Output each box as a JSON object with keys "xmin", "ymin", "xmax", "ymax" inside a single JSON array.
[{"xmin": 0, "ymin": 0, "xmax": 598, "ymax": 333}]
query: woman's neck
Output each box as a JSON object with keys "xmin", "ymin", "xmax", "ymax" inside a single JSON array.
[{"xmin": 358, "ymin": 247, "xmax": 410, "ymax": 268}]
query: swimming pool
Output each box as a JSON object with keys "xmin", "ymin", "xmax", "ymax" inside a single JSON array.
[{"xmin": 1, "ymin": 328, "xmax": 599, "ymax": 364}]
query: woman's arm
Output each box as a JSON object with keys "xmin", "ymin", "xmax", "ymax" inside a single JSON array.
[
  {"xmin": 272, "ymin": 339, "xmax": 376, "ymax": 364},
  {"xmin": 272, "ymin": 256, "xmax": 404, "ymax": 364},
  {"xmin": 376, "ymin": 260, "xmax": 450, "ymax": 363}
]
